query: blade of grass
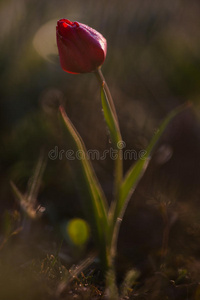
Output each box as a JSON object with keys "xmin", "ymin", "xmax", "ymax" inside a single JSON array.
[
  {"xmin": 118, "ymin": 103, "xmax": 190, "ymax": 216},
  {"xmin": 10, "ymin": 154, "xmax": 46, "ymax": 220},
  {"xmin": 105, "ymin": 268, "xmax": 119, "ymax": 300},
  {"xmin": 110, "ymin": 103, "xmax": 190, "ymax": 260},
  {"xmin": 59, "ymin": 106, "xmax": 109, "ymax": 269},
  {"xmin": 10, "ymin": 181, "xmax": 42, "ymax": 219},
  {"xmin": 27, "ymin": 150, "xmax": 46, "ymax": 205},
  {"xmin": 120, "ymin": 269, "xmax": 140, "ymax": 298},
  {"xmin": 56, "ymin": 252, "xmax": 96, "ymax": 297}
]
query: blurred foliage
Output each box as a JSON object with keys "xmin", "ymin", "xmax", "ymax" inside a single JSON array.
[
  {"xmin": 1, "ymin": 0, "xmax": 200, "ymax": 298},
  {"xmin": 66, "ymin": 218, "xmax": 90, "ymax": 247},
  {"xmin": 1, "ymin": 0, "xmax": 200, "ymax": 211}
]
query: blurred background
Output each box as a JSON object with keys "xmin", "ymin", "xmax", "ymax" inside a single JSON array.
[
  {"xmin": 1, "ymin": 0, "xmax": 200, "ymax": 297},
  {"xmin": 1, "ymin": 0, "xmax": 200, "ymax": 211}
]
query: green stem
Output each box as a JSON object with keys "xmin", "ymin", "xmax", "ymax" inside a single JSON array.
[
  {"xmin": 95, "ymin": 68, "xmax": 118, "ymax": 122},
  {"xmin": 95, "ymin": 67, "xmax": 124, "ymax": 267},
  {"xmin": 95, "ymin": 68, "xmax": 123, "ymax": 195}
]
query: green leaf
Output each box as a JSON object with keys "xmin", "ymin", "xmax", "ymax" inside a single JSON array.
[
  {"xmin": 59, "ymin": 106, "xmax": 109, "ymax": 269},
  {"xmin": 116, "ymin": 103, "xmax": 190, "ymax": 220},
  {"xmin": 109, "ymin": 104, "xmax": 190, "ymax": 262}
]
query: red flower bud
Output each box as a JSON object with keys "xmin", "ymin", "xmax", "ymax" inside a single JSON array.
[{"xmin": 56, "ymin": 19, "xmax": 107, "ymax": 74}]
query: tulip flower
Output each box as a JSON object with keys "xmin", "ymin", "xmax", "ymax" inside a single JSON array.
[
  {"xmin": 56, "ymin": 19, "xmax": 107, "ymax": 74},
  {"xmin": 55, "ymin": 17, "xmax": 187, "ymax": 284}
]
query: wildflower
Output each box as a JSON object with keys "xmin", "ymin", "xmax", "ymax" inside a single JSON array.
[{"xmin": 56, "ymin": 19, "xmax": 107, "ymax": 74}]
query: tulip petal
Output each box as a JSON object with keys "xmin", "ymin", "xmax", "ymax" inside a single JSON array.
[{"xmin": 56, "ymin": 19, "xmax": 107, "ymax": 73}]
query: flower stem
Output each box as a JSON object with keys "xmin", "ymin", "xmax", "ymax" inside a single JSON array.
[
  {"xmin": 95, "ymin": 68, "xmax": 118, "ymax": 123},
  {"xmin": 95, "ymin": 68, "xmax": 123, "ymax": 194},
  {"xmin": 95, "ymin": 67, "xmax": 124, "ymax": 267}
]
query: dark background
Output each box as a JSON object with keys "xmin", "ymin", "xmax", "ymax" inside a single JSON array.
[
  {"xmin": 1, "ymin": 0, "xmax": 200, "ymax": 211},
  {"xmin": 1, "ymin": 0, "xmax": 200, "ymax": 298}
]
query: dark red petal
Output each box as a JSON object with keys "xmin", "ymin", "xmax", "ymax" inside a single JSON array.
[{"xmin": 56, "ymin": 18, "xmax": 107, "ymax": 73}]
